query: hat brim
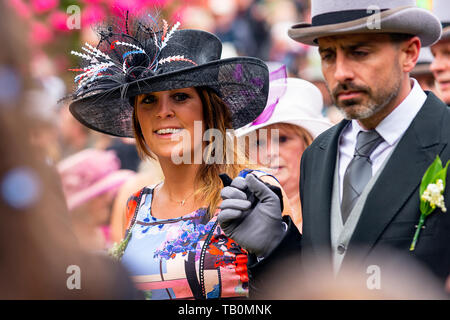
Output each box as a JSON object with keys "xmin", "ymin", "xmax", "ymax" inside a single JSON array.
[
  {"xmin": 288, "ymin": 6, "xmax": 442, "ymax": 47},
  {"xmin": 235, "ymin": 116, "xmax": 333, "ymax": 139},
  {"xmin": 69, "ymin": 57, "xmax": 269, "ymax": 137}
]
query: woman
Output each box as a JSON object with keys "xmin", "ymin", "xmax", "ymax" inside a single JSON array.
[
  {"xmin": 236, "ymin": 68, "xmax": 332, "ymax": 231},
  {"xmin": 68, "ymin": 14, "xmax": 290, "ymax": 299}
]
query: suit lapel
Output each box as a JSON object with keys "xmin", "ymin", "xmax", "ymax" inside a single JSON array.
[
  {"xmin": 344, "ymin": 93, "xmax": 448, "ymax": 264},
  {"xmin": 308, "ymin": 120, "xmax": 349, "ymax": 256}
]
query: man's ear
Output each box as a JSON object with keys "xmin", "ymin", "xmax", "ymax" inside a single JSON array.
[{"xmin": 400, "ymin": 36, "xmax": 421, "ymax": 73}]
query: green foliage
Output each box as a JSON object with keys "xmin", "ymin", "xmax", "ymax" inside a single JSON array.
[{"xmin": 419, "ymin": 155, "xmax": 449, "ymax": 215}]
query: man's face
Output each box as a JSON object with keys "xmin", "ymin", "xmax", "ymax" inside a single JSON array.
[
  {"xmin": 430, "ymin": 39, "xmax": 450, "ymax": 104},
  {"xmin": 318, "ymin": 33, "xmax": 404, "ymax": 120}
]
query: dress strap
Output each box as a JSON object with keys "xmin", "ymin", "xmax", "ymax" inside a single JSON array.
[
  {"xmin": 124, "ymin": 182, "xmax": 163, "ymax": 231},
  {"xmin": 124, "ymin": 187, "xmax": 146, "ymax": 233}
]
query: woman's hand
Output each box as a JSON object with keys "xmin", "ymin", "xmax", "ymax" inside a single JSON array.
[{"xmin": 218, "ymin": 174, "xmax": 285, "ymax": 258}]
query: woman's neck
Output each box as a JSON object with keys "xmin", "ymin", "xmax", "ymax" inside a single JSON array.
[
  {"xmin": 158, "ymin": 158, "xmax": 201, "ymax": 203},
  {"xmin": 150, "ymin": 159, "xmax": 203, "ymax": 219},
  {"xmin": 283, "ymin": 181, "xmax": 299, "ymax": 203},
  {"xmin": 288, "ymin": 193, "xmax": 301, "ymax": 211}
]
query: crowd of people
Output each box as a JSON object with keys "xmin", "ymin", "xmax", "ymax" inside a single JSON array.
[{"xmin": 1, "ymin": 0, "xmax": 450, "ymax": 300}]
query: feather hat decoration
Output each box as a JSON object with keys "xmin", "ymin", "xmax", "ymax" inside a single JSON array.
[{"xmin": 68, "ymin": 12, "xmax": 269, "ymax": 137}]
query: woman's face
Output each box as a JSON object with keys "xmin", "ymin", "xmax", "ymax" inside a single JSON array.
[
  {"xmin": 135, "ymin": 87, "xmax": 204, "ymax": 162},
  {"xmin": 253, "ymin": 124, "xmax": 307, "ymax": 190}
]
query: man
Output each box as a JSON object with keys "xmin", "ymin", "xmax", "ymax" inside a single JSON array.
[
  {"xmin": 218, "ymin": 0, "xmax": 450, "ymax": 297},
  {"xmin": 430, "ymin": 0, "xmax": 450, "ymax": 105}
]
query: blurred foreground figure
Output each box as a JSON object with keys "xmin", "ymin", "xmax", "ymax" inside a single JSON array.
[
  {"xmin": 258, "ymin": 250, "xmax": 447, "ymax": 299},
  {"xmin": 0, "ymin": 1, "xmax": 140, "ymax": 299}
]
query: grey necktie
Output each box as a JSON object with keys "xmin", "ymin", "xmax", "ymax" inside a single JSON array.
[{"xmin": 341, "ymin": 130, "xmax": 384, "ymax": 224}]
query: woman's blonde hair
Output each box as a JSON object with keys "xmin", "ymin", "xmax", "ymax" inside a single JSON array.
[{"xmin": 132, "ymin": 87, "xmax": 254, "ymax": 217}]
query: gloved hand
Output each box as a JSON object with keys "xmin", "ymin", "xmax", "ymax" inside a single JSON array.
[{"xmin": 218, "ymin": 173, "xmax": 285, "ymax": 258}]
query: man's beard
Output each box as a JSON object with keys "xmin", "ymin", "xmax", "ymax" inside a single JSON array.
[{"xmin": 330, "ymin": 77, "xmax": 401, "ymax": 120}]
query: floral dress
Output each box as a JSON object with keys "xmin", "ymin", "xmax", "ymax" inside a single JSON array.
[{"xmin": 119, "ymin": 184, "xmax": 250, "ymax": 300}]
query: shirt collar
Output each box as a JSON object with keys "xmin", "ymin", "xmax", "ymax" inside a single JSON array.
[{"xmin": 350, "ymin": 78, "xmax": 426, "ymax": 146}]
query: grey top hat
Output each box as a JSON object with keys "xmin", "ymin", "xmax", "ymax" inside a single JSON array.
[
  {"xmin": 432, "ymin": 0, "xmax": 450, "ymax": 40},
  {"xmin": 288, "ymin": 0, "xmax": 442, "ymax": 47}
]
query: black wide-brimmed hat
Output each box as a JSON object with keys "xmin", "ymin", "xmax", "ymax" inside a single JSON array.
[{"xmin": 68, "ymin": 15, "xmax": 269, "ymax": 138}]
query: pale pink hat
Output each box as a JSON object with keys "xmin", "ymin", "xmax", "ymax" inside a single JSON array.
[{"xmin": 57, "ymin": 149, "xmax": 135, "ymax": 211}]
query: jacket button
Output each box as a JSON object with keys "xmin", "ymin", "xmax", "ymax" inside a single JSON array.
[{"xmin": 337, "ymin": 244, "xmax": 346, "ymax": 255}]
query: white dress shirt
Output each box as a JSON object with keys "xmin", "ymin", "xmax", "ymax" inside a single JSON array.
[{"xmin": 338, "ymin": 79, "xmax": 427, "ymax": 202}]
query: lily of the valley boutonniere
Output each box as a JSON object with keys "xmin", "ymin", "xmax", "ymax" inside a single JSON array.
[{"xmin": 410, "ymin": 155, "xmax": 449, "ymax": 251}]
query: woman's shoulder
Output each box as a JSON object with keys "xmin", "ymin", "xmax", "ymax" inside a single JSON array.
[
  {"xmin": 126, "ymin": 182, "xmax": 160, "ymax": 201},
  {"xmin": 124, "ymin": 183, "xmax": 161, "ymax": 228}
]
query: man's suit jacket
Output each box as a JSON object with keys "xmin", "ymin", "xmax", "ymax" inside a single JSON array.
[{"xmin": 248, "ymin": 92, "xmax": 450, "ymax": 294}]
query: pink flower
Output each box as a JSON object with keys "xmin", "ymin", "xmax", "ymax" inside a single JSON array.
[
  {"xmin": 31, "ymin": 0, "xmax": 59, "ymax": 14},
  {"xmin": 30, "ymin": 21, "xmax": 53, "ymax": 45},
  {"xmin": 110, "ymin": 0, "xmax": 146, "ymax": 16},
  {"xmin": 81, "ymin": 5, "xmax": 106, "ymax": 27},
  {"xmin": 80, "ymin": 0, "xmax": 103, "ymax": 4},
  {"xmin": 170, "ymin": 6, "xmax": 185, "ymax": 23},
  {"xmin": 144, "ymin": 0, "xmax": 170, "ymax": 6},
  {"xmin": 49, "ymin": 10, "xmax": 70, "ymax": 32},
  {"xmin": 8, "ymin": 0, "xmax": 32, "ymax": 19}
]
